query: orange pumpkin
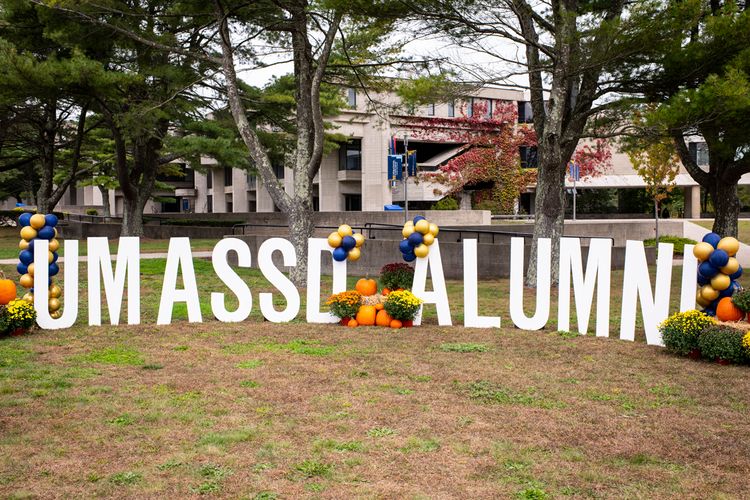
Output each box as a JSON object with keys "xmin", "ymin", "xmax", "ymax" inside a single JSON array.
[
  {"xmin": 355, "ymin": 305, "xmax": 377, "ymax": 326},
  {"xmin": 381, "ymin": 288, "xmax": 391, "ymax": 296},
  {"xmin": 716, "ymin": 297, "xmax": 744, "ymax": 322},
  {"xmin": 374, "ymin": 303, "xmax": 384, "ymax": 311},
  {"xmin": 347, "ymin": 319, "xmax": 358, "ymax": 327},
  {"xmin": 376, "ymin": 309, "xmax": 392, "ymax": 327},
  {"xmin": 355, "ymin": 278, "xmax": 377, "ymax": 296},
  {"xmin": 390, "ymin": 319, "xmax": 402, "ymax": 329},
  {"xmin": 0, "ymin": 274, "xmax": 16, "ymax": 305}
]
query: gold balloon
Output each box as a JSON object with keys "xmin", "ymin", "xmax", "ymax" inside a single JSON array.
[
  {"xmin": 47, "ymin": 251, "xmax": 55, "ymax": 263},
  {"xmin": 27, "ymin": 263, "xmax": 34, "ymax": 277},
  {"xmin": 30, "ymin": 213, "xmax": 46, "ymax": 230},
  {"xmin": 347, "ymin": 247, "xmax": 361, "ymax": 261},
  {"xmin": 53, "ymin": 228, "xmax": 58, "ymax": 238},
  {"xmin": 402, "ymin": 222, "xmax": 414, "ymax": 238},
  {"xmin": 429, "ymin": 223, "xmax": 439, "ymax": 237},
  {"xmin": 415, "ymin": 219, "xmax": 430, "ymax": 235},
  {"xmin": 19, "ymin": 239, "xmax": 29, "ymax": 250},
  {"xmin": 50, "ymin": 310, "xmax": 62, "ymax": 319},
  {"xmin": 22, "ymin": 292, "xmax": 34, "ymax": 303},
  {"xmin": 711, "ymin": 273, "xmax": 731, "ymax": 291},
  {"xmin": 422, "ymin": 233, "xmax": 435, "ymax": 246},
  {"xmin": 48, "ymin": 298, "xmax": 61, "ymax": 312},
  {"xmin": 19, "ymin": 274, "xmax": 33, "ymax": 289},
  {"xmin": 700, "ymin": 284, "xmax": 720, "ymax": 302},
  {"xmin": 717, "ymin": 237, "xmax": 740, "ymax": 257},
  {"xmin": 337, "ymin": 224, "xmax": 353, "ymax": 237},
  {"xmin": 20, "ymin": 226, "xmax": 37, "ymax": 241},
  {"xmin": 720, "ymin": 257, "xmax": 740, "ymax": 275},
  {"xmin": 49, "ymin": 284, "xmax": 61, "ymax": 298},
  {"xmin": 353, "ymin": 233, "xmax": 365, "ymax": 248},
  {"xmin": 696, "ymin": 290, "xmax": 710, "ymax": 308},
  {"xmin": 327, "ymin": 232, "xmax": 342, "ymax": 248},
  {"xmin": 48, "ymin": 238, "xmax": 59, "ymax": 252},
  {"xmin": 414, "ymin": 243, "xmax": 429, "ymax": 258}
]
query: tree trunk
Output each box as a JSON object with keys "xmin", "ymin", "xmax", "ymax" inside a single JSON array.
[
  {"xmin": 654, "ymin": 199, "xmax": 659, "ymax": 243},
  {"xmin": 288, "ymin": 205, "xmax": 315, "ymax": 286},
  {"xmin": 710, "ymin": 181, "xmax": 739, "ymax": 237},
  {"xmin": 526, "ymin": 154, "xmax": 567, "ymax": 286},
  {"xmin": 36, "ymin": 100, "xmax": 57, "ymax": 214},
  {"xmin": 121, "ymin": 194, "xmax": 147, "ymax": 236},
  {"xmin": 98, "ymin": 185, "xmax": 111, "ymax": 218}
]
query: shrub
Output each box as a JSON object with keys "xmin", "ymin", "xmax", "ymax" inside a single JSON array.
[
  {"xmin": 698, "ymin": 324, "xmax": 747, "ymax": 364},
  {"xmin": 643, "ymin": 235, "xmax": 697, "ymax": 255},
  {"xmin": 383, "ymin": 290, "xmax": 422, "ymax": 321},
  {"xmin": 379, "ymin": 263, "xmax": 414, "ymax": 291},
  {"xmin": 326, "ymin": 290, "xmax": 361, "ymax": 320},
  {"xmin": 732, "ymin": 290, "xmax": 750, "ymax": 313},
  {"xmin": 0, "ymin": 300, "xmax": 37, "ymax": 334},
  {"xmin": 743, "ymin": 332, "xmax": 750, "ymax": 358},
  {"xmin": 658, "ymin": 310, "xmax": 715, "ymax": 356},
  {"xmin": 85, "ymin": 208, "xmax": 99, "ymax": 216},
  {"xmin": 431, "ymin": 196, "xmax": 459, "ymax": 210}
]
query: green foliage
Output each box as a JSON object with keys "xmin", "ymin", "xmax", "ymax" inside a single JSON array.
[
  {"xmin": 396, "ymin": 74, "xmax": 465, "ymax": 107},
  {"xmin": 731, "ymin": 290, "xmax": 750, "ymax": 313},
  {"xmin": 367, "ymin": 427, "xmax": 396, "ymax": 438},
  {"xmin": 431, "ymin": 196, "xmax": 459, "ymax": 210},
  {"xmin": 85, "ymin": 208, "xmax": 98, "ymax": 216},
  {"xmin": 379, "ymin": 263, "xmax": 414, "ymax": 291},
  {"xmin": 292, "ymin": 459, "xmax": 333, "ymax": 479},
  {"xmin": 698, "ymin": 324, "xmax": 747, "ymax": 363},
  {"xmin": 643, "ymin": 236, "xmax": 697, "ymax": 255},
  {"xmin": 109, "ymin": 471, "xmax": 142, "ymax": 486},
  {"xmin": 76, "ymin": 346, "xmax": 144, "ymax": 366},
  {"xmin": 659, "ymin": 310, "xmax": 715, "ymax": 356},
  {"xmin": 383, "ymin": 289, "xmax": 422, "ymax": 321},
  {"xmin": 440, "ymin": 343, "xmax": 489, "ymax": 353}
]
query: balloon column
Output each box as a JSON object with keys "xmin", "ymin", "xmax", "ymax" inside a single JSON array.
[
  {"xmin": 399, "ymin": 216, "xmax": 439, "ymax": 262},
  {"xmin": 693, "ymin": 232, "xmax": 742, "ymax": 316},
  {"xmin": 17, "ymin": 213, "xmax": 62, "ymax": 319},
  {"xmin": 328, "ymin": 224, "xmax": 365, "ymax": 262}
]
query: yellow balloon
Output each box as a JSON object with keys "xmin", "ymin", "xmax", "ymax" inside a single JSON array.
[
  {"xmin": 19, "ymin": 239, "xmax": 29, "ymax": 250},
  {"xmin": 720, "ymin": 257, "xmax": 740, "ymax": 275},
  {"xmin": 30, "ymin": 213, "xmax": 46, "ymax": 230},
  {"xmin": 700, "ymin": 284, "xmax": 720, "ymax": 302},
  {"xmin": 49, "ymin": 284, "xmax": 61, "ymax": 298},
  {"xmin": 48, "ymin": 298, "xmax": 61, "ymax": 312},
  {"xmin": 347, "ymin": 246, "xmax": 361, "ymax": 261},
  {"xmin": 415, "ymin": 219, "xmax": 430, "ymax": 235},
  {"xmin": 693, "ymin": 242, "xmax": 714, "ymax": 261},
  {"xmin": 27, "ymin": 263, "xmax": 34, "ymax": 277},
  {"xmin": 717, "ymin": 237, "xmax": 740, "ymax": 257},
  {"xmin": 429, "ymin": 223, "xmax": 439, "ymax": 237},
  {"xmin": 53, "ymin": 228, "xmax": 58, "ymax": 238},
  {"xmin": 414, "ymin": 243, "xmax": 429, "ymax": 258},
  {"xmin": 337, "ymin": 224, "xmax": 353, "ymax": 237},
  {"xmin": 22, "ymin": 292, "xmax": 34, "ymax": 303},
  {"xmin": 696, "ymin": 290, "xmax": 710, "ymax": 308},
  {"xmin": 422, "ymin": 233, "xmax": 435, "ymax": 246},
  {"xmin": 353, "ymin": 233, "xmax": 365, "ymax": 248},
  {"xmin": 402, "ymin": 222, "xmax": 414, "ymax": 238},
  {"xmin": 327, "ymin": 232, "xmax": 342, "ymax": 248},
  {"xmin": 19, "ymin": 274, "xmax": 33, "ymax": 289},
  {"xmin": 48, "ymin": 238, "xmax": 59, "ymax": 252},
  {"xmin": 711, "ymin": 273, "xmax": 730, "ymax": 291},
  {"xmin": 50, "ymin": 310, "xmax": 62, "ymax": 319},
  {"xmin": 20, "ymin": 226, "xmax": 37, "ymax": 241}
]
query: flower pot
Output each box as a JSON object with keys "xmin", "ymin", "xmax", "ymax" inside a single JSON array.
[
  {"xmin": 687, "ymin": 349, "xmax": 701, "ymax": 360},
  {"xmin": 403, "ymin": 320, "xmax": 413, "ymax": 328},
  {"xmin": 717, "ymin": 358, "xmax": 731, "ymax": 366},
  {"xmin": 10, "ymin": 328, "xmax": 26, "ymax": 336},
  {"xmin": 339, "ymin": 317, "xmax": 350, "ymax": 326}
]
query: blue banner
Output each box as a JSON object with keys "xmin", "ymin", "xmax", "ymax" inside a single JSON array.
[
  {"xmin": 407, "ymin": 150, "xmax": 417, "ymax": 176},
  {"xmin": 388, "ymin": 155, "xmax": 403, "ymax": 181}
]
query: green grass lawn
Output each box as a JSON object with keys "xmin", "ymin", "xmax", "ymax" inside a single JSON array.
[{"xmin": 1, "ymin": 235, "xmax": 749, "ymax": 498}]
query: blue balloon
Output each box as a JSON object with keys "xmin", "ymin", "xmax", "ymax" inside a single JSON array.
[
  {"xmin": 698, "ymin": 261, "xmax": 719, "ymax": 279},
  {"xmin": 407, "ymin": 232, "xmax": 423, "ymax": 246},
  {"xmin": 332, "ymin": 247, "xmax": 348, "ymax": 262},
  {"xmin": 399, "ymin": 239, "xmax": 412, "ymax": 254},
  {"xmin": 704, "ymin": 308, "xmax": 716, "ymax": 317},
  {"xmin": 697, "ymin": 274, "xmax": 709, "ymax": 286},
  {"xmin": 413, "ymin": 215, "xmax": 426, "ymax": 224},
  {"xmin": 48, "ymin": 263, "xmax": 59, "ymax": 277},
  {"xmin": 402, "ymin": 251, "xmax": 416, "ymax": 262},
  {"xmin": 341, "ymin": 235, "xmax": 356, "ymax": 251},
  {"xmin": 19, "ymin": 250, "xmax": 33, "ymax": 265},
  {"xmin": 27, "ymin": 240, "xmax": 34, "ymax": 251},
  {"xmin": 51, "ymin": 252, "xmax": 58, "ymax": 263},
  {"xmin": 708, "ymin": 248, "xmax": 729, "ymax": 268},
  {"xmin": 37, "ymin": 226, "xmax": 55, "ymax": 240},
  {"xmin": 44, "ymin": 214, "xmax": 58, "ymax": 227},
  {"xmin": 702, "ymin": 232, "xmax": 721, "ymax": 248},
  {"xmin": 17, "ymin": 263, "xmax": 28, "ymax": 275},
  {"xmin": 719, "ymin": 286, "xmax": 734, "ymax": 299},
  {"xmin": 17, "ymin": 212, "xmax": 31, "ymax": 227},
  {"xmin": 731, "ymin": 266, "xmax": 743, "ymax": 280}
]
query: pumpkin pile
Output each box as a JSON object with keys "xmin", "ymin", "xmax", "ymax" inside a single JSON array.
[
  {"xmin": 16, "ymin": 212, "xmax": 63, "ymax": 318},
  {"xmin": 330, "ymin": 278, "xmax": 409, "ymax": 329},
  {"xmin": 327, "ymin": 224, "xmax": 365, "ymax": 262},
  {"xmin": 399, "ymin": 216, "xmax": 439, "ymax": 262},
  {"xmin": 694, "ymin": 232, "xmax": 742, "ymax": 320}
]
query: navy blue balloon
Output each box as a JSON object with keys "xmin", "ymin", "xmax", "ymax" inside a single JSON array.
[
  {"xmin": 37, "ymin": 226, "xmax": 55, "ymax": 240},
  {"xmin": 719, "ymin": 286, "xmax": 734, "ymax": 299},
  {"xmin": 702, "ymin": 232, "xmax": 721, "ymax": 248},
  {"xmin": 17, "ymin": 213, "xmax": 31, "ymax": 227},
  {"xmin": 48, "ymin": 263, "xmax": 59, "ymax": 277},
  {"xmin": 413, "ymin": 215, "xmax": 426, "ymax": 224},
  {"xmin": 341, "ymin": 235, "xmax": 356, "ymax": 251},
  {"xmin": 399, "ymin": 239, "xmax": 412, "ymax": 254},
  {"xmin": 19, "ymin": 250, "xmax": 33, "ymax": 265},
  {"xmin": 44, "ymin": 214, "xmax": 58, "ymax": 227},
  {"xmin": 698, "ymin": 261, "xmax": 719, "ymax": 279},
  {"xmin": 51, "ymin": 252, "xmax": 58, "ymax": 263},
  {"xmin": 730, "ymin": 266, "xmax": 743, "ymax": 280},
  {"xmin": 332, "ymin": 247, "xmax": 348, "ymax": 262},
  {"xmin": 403, "ymin": 251, "xmax": 416, "ymax": 262},
  {"xmin": 27, "ymin": 240, "xmax": 34, "ymax": 251},
  {"xmin": 696, "ymin": 274, "xmax": 709, "ymax": 286},
  {"xmin": 407, "ymin": 232, "xmax": 423, "ymax": 246},
  {"xmin": 17, "ymin": 263, "xmax": 28, "ymax": 275},
  {"xmin": 708, "ymin": 248, "xmax": 729, "ymax": 268},
  {"xmin": 704, "ymin": 308, "xmax": 716, "ymax": 317}
]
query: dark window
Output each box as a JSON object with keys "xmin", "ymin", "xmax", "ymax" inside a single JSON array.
[
  {"xmin": 273, "ymin": 163, "xmax": 285, "ymax": 179},
  {"xmin": 248, "ymin": 199, "xmax": 256, "ymax": 212},
  {"xmin": 427, "ymin": 103, "xmax": 435, "ymax": 116},
  {"xmin": 518, "ymin": 101, "xmax": 534, "ymax": 123},
  {"xmin": 206, "ymin": 194, "xmax": 213, "ymax": 213},
  {"xmin": 519, "ymin": 146, "xmax": 538, "ymax": 168},
  {"xmin": 347, "ymin": 88, "xmax": 357, "ymax": 108},
  {"xmin": 344, "ymin": 194, "xmax": 362, "ymax": 211},
  {"xmin": 224, "ymin": 166, "xmax": 233, "ymax": 186},
  {"xmin": 225, "ymin": 194, "xmax": 233, "ymax": 213},
  {"xmin": 313, "ymin": 196, "xmax": 319, "ymax": 211},
  {"xmin": 70, "ymin": 186, "xmax": 77, "ymax": 205},
  {"xmin": 161, "ymin": 198, "xmax": 180, "ymax": 213},
  {"xmin": 247, "ymin": 174, "xmax": 257, "ymax": 189},
  {"xmin": 157, "ymin": 163, "xmax": 194, "ymax": 184},
  {"xmin": 448, "ymin": 100, "xmax": 455, "ymax": 117},
  {"xmin": 689, "ymin": 142, "xmax": 709, "ymax": 166},
  {"xmin": 339, "ymin": 139, "xmax": 362, "ymax": 171},
  {"xmin": 206, "ymin": 171, "xmax": 213, "ymax": 189}
]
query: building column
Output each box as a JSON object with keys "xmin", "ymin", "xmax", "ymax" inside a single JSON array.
[
  {"xmin": 361, "ymin": 128, "xmax": 391, "ymax": 211},
  {"xmin": 319, "ymin": 152, "xmax": 340, "ymax": 211},
  {"xmin": 684, "ymin": 185, "xmax": 700, "ymax": 219}
]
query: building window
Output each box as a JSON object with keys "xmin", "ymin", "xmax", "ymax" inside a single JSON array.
[
  {"xmin": 248, "ymin": 199, "xmax": 256, "ymax": 212},
  {"xmin": 347, "ymin": 88, "xmax": 357, "ymax": 108},
  {"xmin": 224, "ymin": 166, "xmax": 233, "ymax": 186},
  {"xmin": 518, "ymin": 101, "xmax": 533, "ymax": 123},
  {"xmin": 273, "ymin": 163, "xmax": 285, "ymax": 179},
  {"xmin": 689, "ymin": 142, "xmax": 709, "ymax": 166},
  {"xmin": 448, "ymin": 100, "xmax": 455, "ymax": 117},
  {"xmin": 484, "ymin": 99, "xmax": 492, "ymax": 118},
  {"xmin": 206, "ymin": 170, "xmax": 212, "ymax": 189},
  {"xmin": 247, "ymin": 173, "xmax": 257, "ymax": 189},
  {"xmin": 467, "ymin": 98, "xmax": 473, "ymax": 117},
  {"xmin": 427, "ymin": 103, "xmax": 435, "ymax": 116},
  {"xmin": 225, "ymin": 193, "xmax": 233, "ymax": 213},
  {"xmin": 344, "ymin": 194, "xmax": 362, "ymax": 211},
  {"xmin": 519, "ymin": 146, "xmax": 538, "ymax": 169},
  {"xmin": 339, "ymin": 139, "xmax": 362, "ymax": 171},
  {"xmin": 206, "ymin": 194, "xmax": 213, "ymax": 213}
]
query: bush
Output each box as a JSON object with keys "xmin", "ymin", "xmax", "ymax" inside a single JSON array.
[
  {"xmin": 383, "ymin": 290, "xmax": 422, "ymax": 321},
  {"xmin": 85, "ymin": 208, "xmax": 99, "ymax": 216},
  {"xmin": 659, "ymin": 310, "xmax": 715, "ymax": 356},
  {"xmin": 732, "ymin": 290, "xmax": 750, "ymax": 312},
  {"xmin": 431, "ymin": 196, "xmax": 459, "ymax": 210},
  {"xmin": 0, "ymin": 300, "xmax": 37, "ymax": 334},
  {"xmin": 643, "ymin": 235, "xmax": 697, "ymax": 255},
  {"xmin": 698, "ymin": 324, "xmax": 747, "ymax": 363},
  {"xmin": 379, "ymin": 263, "xmax": 414, "ymax": 291}
]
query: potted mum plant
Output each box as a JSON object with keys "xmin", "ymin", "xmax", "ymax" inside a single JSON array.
[
  {"xmin": 383, "ymin": 290, "xmax": 422, "ymax": 327},
  {"xmin": 731, "ymin": 290, "xmax": 750, "ymax": 320},
  {"xmin": 658, "ymin": 310, "xmax": 715, "ymax": 359},
  {"xmin": 326, "ymin": 290, "xmax": 362, "ymax": 325},
  {"xmin": 379, "ymin": 263, "xmax": 414, "ymax": 294},
  {"xmin": 0, "ymin": 299, "xmax": 37, "ymax": 336},
  {"xmin": 697, "ymin": 324, "xmax": 747, "ymax": 365}
]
